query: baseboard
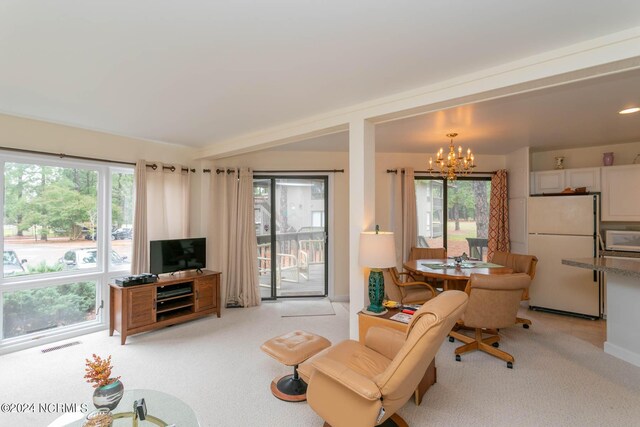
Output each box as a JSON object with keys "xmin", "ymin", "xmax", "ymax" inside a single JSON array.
[{"xmin": 604, "ymin": 341, "xmax": 640, "ymax": 368}]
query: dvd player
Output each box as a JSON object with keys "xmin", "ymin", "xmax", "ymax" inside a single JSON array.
[{"xmin": 115, "ymin": 273, "xmax": 158, "ymax": 287}]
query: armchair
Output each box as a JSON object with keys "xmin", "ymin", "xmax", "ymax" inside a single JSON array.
[
  {"xmin": 489, "ymin": 251, "xmax": 538, "ymax": 328},
  {"xmin": 298, "ymin": 291, "xmax": 468, "ymax": 427},
  {"xmin": 383, "ymin": 267, "xmax": 437, "ymax": 305}
]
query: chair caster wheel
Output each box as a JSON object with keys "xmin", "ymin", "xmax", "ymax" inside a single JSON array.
[
  {"xmin": 492, "ymin": 342, "xmax": 499, "ymax": 348},
  {"xmin": 507, "ymin": 362, "xmax": 513, "ymax": 369},
  {"xmin": 455, "ymin": 355, "xmax": 461, "ymax": 362},
  {"xmin": 449, "ymin": 336, "xmax": 454, "ymax": 342},
  {"xmin": 523, "ymin": 324, "xmax": 530, "ymax": 329}
]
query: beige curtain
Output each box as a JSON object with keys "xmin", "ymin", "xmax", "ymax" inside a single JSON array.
[
  {"xmin": 210, "ymin": 168, "xmax": 261, "ymax": 308},
  {"xmin": 146, "ymin": 163, "xmax": 191, "ymax": 240},
  {"xmin": 131, "ymin": 161, "xmax": 148, "ymax": 274},
  {"xmin": 487, "ymin": 169, "xmax": 510, "ymax": 260},
  {"xmin": 402, "ymin": 168, "xmax": 417, "ymax": 262},
  {"xmin": 131, "ymin": 162, "xmax": 191, "ymax": 274},
  {"xmin": 391, "ymin": 168, "xmax": 418, "ymax": 266}
]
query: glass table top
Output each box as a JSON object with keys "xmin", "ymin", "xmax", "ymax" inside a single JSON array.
[{"xmin": 48, "ymin": 389, "xmax": 199, "ymax": 427}]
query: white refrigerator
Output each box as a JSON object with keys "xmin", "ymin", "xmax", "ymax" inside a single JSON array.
[{"xmin": 527, "ymin": 194, "xmax": 601, "ymax": 318}]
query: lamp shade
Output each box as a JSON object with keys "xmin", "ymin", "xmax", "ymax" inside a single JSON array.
[{"xmin": 359, "ymin": 231, "xmax": 396, "ymax": 268}]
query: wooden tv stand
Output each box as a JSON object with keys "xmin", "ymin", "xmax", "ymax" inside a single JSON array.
[{"xmin": 109, "ymin": 270, "xmax": 221, "ymax": 344}]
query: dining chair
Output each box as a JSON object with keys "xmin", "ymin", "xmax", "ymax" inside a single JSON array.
[
  {"xmin": 449, "ymin": 273, "xmax": 531, "ymax": 368},
  {"xmin": 383, "ymin": 267, "xmax": 437, "ymax": 304},
  {"xmin": 490, "ymin": 251, "xmax": 538, "ymax": 328}
]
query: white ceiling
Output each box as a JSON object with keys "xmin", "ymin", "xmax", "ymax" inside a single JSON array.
[
  {"xmin": 1, "ymin": 1, "xmax": 640, "ymax": 150},
  {"xmin": 271, "ymin": 68, "xmax": 640, "ymax": 154}
]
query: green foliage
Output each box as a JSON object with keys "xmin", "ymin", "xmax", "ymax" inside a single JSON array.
[
  {"xmin": 2, "ymin": 282, "xmax": 97, "ymax": 339},
  {"xmin": 26, "ymin": 260, "xmax": 64, "ymax": 274}
]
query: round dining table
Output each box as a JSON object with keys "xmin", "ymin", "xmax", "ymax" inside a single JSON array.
[{"xmin": 403, "ymin": 259, "xmax": 514, "ymax": 291}]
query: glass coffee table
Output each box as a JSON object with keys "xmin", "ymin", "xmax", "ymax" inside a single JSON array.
[{"xmin": 48, "ymin": 389, "xmax": 199, "ymax": 427}]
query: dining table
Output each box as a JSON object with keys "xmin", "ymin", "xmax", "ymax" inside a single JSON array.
[{"xmin": 403, "ymin": 258, "xmax": 514, "ymax": 291}]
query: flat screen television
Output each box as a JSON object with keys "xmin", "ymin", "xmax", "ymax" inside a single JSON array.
[{"xmin": 149, "ymin": 237, "xmax": 206, "ymax": 275}]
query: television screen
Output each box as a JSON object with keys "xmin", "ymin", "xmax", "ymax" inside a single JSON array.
[{"xmin": 149, "ymin": 237, "xmax": 206, "ymax": 274}]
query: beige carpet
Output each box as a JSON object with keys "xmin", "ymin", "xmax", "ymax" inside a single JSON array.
[
  {"xmin": 1, "ymin": 302, "xmax": 639, "ymax": 427},
  {"xmin": 280, "ymin": 297, "xmax": 335, "ymax": 317}
]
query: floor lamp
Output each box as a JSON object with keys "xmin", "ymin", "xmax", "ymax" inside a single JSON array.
[{"xmin": 359, "ymin": 227, "xmax": 397, "ymax": 314}]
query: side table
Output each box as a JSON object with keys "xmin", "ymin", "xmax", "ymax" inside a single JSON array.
[{"xmin": 358, "ymin": 308, "xmax": 437, "ymax": 406}]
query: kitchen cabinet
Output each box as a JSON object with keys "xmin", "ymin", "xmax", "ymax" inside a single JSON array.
[
  {"xmin": 565, "ymin": 167, "xmax": 600, "ymax": 192},
  {"xmin": 601, "ymin": 164, "xmax": 640, "ymax": 221},
  {"xmin": 530, "ymin": 167, "xmax": 600, "ymax": 195},
  {"xmin": 531, "ymin": 170, "xmax": 565, "ymax": 194}
]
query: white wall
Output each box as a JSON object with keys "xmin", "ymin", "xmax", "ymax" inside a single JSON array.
[
  {"xmin": 506, "ymin": 147, "xmax": 530, "ymax": 254},
  {"xmin": 0, "ymin": 113, "xmax": 195, "ymax": 165},
  {"xmin": 531, "ymin": 141, "xmax": 640, "ymax": 171}
]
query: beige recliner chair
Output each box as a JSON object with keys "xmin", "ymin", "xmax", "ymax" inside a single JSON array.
[
  {"xmin": 298, "ymin": 291, "xmax": 468, "ymax": 427},
  {"xmin": 490, "ymin": 251, "xmax": 538, "ymax": 328}
]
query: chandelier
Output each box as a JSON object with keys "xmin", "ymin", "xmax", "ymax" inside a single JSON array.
[{"xmin": 427, "ymin": 133, "xmax": 476, "ymax": 180}]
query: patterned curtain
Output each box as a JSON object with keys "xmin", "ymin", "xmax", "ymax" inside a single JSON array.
[{"xmin": 487, "ymin": 169, "xmax": 510, "ymax": 260}]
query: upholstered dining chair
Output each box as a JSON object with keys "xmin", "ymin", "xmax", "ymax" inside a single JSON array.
[
  {"xmin": 449, "ymin": 273, "xmax": 531, "ymax": 368},
  {"xmin": 408, "ymin": 246, "xmax": 446, "ymax": 261},
  {"xmin": 298, "ymin": 291, "xmax": 469, "ymax": 427},
  {"xmin": 490, "ymin": 251, "xmax": 538, "ymax": 328},
  {"xmin": 408, "ymin": 247, "xmax": 447, "ymax": 290},
  {"xmin": 383, "ymin": 267, "xmax": 437, "ymax": 305}
]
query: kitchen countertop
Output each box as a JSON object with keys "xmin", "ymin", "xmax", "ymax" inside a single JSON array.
[
  {"xmin": 600, "ymin": 250, "xmax": 640, "ymax": 259},
  {"xmin": 562, "ymin": 257, "xmax": 640, "ymax": 279}
]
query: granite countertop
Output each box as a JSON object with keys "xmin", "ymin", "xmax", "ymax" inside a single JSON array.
[
  {"xmin": 562, "ymin": 257, "xmax": 640, "ymax": 279},
  {"xmin": 600, "ymin": 250, "xmax": 640, "ymax": 259}
]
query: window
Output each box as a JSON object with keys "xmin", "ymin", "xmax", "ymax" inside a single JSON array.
[
  {"xmin": 0, "ymin": 155, "xmax": 134, "ymax": 350},
  {"xmin": 415, "ymin": 177, "xmax": 491, "ymax": 260}
]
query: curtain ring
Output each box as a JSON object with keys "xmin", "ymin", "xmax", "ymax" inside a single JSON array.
[
  {"xmin": 170, "ymin": 166, "xmax": 176, "ymax": 172},
  {"xmin": 151, "ymin": 164, "xmax": 158, "ymax": 170}
]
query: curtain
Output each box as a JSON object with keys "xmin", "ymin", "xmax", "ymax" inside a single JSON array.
[
  {"xmin": 131, "ymin": 161, "xmax": 148, "ymax": 274},
  {"xmin": 131, "ymin": 161, "xmax": 191, "ymax": 274},
  {"xmin": 402, "ymin": 168, "xmax": 417, "ymax": 262},
  {"xmin": 391, "ymin": 168, "xmax": 418, "ymax": 266},
  {"xmin": 146, "ymin": 163, "xmax": 191, "ymax": 240},
  {"xmin": 210, "ymin": 168, "xmax": 261, "ymax": 308},
  {"xmin": 487, "ymin": 169, "xmax": 510, "ymax": 260}
]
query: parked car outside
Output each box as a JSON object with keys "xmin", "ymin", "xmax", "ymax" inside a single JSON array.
[
  {"xmin": 58, "ymin": 248, "xmax": 129, "ymax": 270},
  {"xmin": 4, "ymin": 250, "xmax": 27, "ymax": 275},
  {"xmin": 111, "ymin": 227, "xmax": 132, "ymax": 240}
]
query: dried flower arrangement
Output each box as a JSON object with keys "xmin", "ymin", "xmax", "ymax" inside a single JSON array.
[{"xmin": 84, "ymin": 354, "xmax": 120, "ymax": 388}]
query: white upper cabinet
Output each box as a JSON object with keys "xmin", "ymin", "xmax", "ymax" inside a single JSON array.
[
  {"xmin": 532, "ymin": 170, "xmax": 565, "ymax": 194},
  {"xmin": 531, "ymin": 167, "xmax": 601, "ymax": 195},
  {"xmin": 565, "ymin": 167, "xmax": 601, "ymax": 192},
  {"xmin": 601, "ymin": 164, "xmax": 640, "ymax": 221}
]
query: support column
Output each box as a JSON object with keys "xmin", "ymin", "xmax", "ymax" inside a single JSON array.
[{"xmin": 349, "ymin": 119, "xmax": 375, "ymax": 339}]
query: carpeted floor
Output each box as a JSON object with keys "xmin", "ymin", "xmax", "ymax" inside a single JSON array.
[{"xmin": 1, "ymin": 301, "xmax": 639, "ymax": 427}]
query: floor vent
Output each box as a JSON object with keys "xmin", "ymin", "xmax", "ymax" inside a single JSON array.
[{"xmin": 41, "ymin": 341, "xmax": 81, "ymax": 353}]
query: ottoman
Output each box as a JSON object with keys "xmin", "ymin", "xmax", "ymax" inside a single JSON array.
[{"xmin": 261, "ymin": 330, "xmax": 331, "ymax": 402}]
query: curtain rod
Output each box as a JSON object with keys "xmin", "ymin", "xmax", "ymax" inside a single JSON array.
[
  {"xmin": 205, "ymin": 168, "xmax": 345, "ymax": 174},
  {"xmin": 386, "ymin": 168, "xmax": 496, "ymax": 175},
  {"xmin": 0, "ymin": 145, "xmax": 195, "ymax": 173}
]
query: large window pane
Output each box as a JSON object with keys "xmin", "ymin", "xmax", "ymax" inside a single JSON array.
[
  {"xmin": 2, "ymin": 281, "xmax": 98, "ymax": 339},
  {"xmin": 4, "ymin": 163, "xmax": 98, "ymax": 277},
  {"xmin": 111, "ymin": 170, "xmax": 134, "ymax": 270},
  {"xmin": 415, "ymin": 180, "xmax": 444, "ymax": 248},
  {"xmin": 446, "ymin": 180, "xmax": 491, "ymax": 260}
]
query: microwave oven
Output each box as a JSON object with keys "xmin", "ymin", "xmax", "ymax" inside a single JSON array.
[{"xmin": 605, "ymin": 230, "xmax": 640, "ymax": 252}]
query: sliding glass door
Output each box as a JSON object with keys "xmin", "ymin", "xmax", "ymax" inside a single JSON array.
[
  {"xmin": 254, "ymin": 176, "xmax": 328, "ymax": 299},
  {"xmin": 415, "ymin": 177, "xmax": 491, "ymax": 260}
]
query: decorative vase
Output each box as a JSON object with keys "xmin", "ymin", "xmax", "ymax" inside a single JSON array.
[
  {"xmin": 555, "ymin": 157, "xmax": 565, "ymax": 169},
  {"xmin": 83, "ymin": 408, "xmax": 113, "ymax": 427},
  {"xmin": 603, "ymin": 152, "xmax": 614, "ymax": 166},
  {"xmin": 93, "ymin": 379, "xmax": 124, "ymax": 411}
]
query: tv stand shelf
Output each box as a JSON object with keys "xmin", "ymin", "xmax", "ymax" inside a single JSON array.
[{"xmin": 109, "ymin": 270, "xmax": 221, "ymax": 344}]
